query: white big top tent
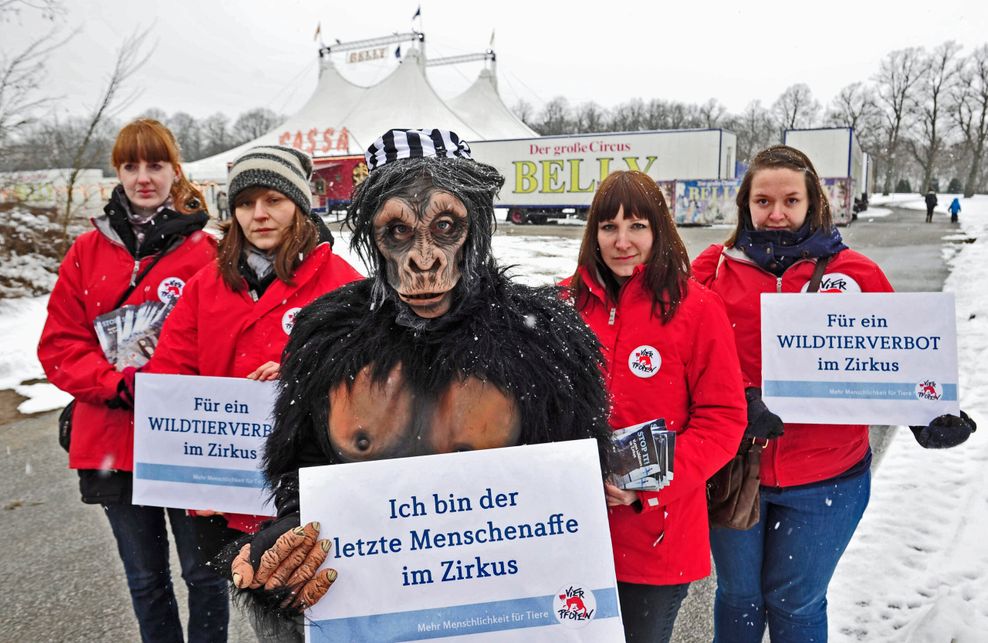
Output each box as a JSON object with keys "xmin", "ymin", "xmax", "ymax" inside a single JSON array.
[{"xmin": 183, "ymin": 44, "xmax": 536, "ymax": 183}]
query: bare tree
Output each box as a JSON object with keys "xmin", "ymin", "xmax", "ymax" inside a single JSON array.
[
  {"xmin": 0, "ymin": 27, "xmax": 75, "ymax": 148},
  {"xmin": 573, "ymin": 101, "xmax": 607, "ymax": 133},
  {"xmin": 826, "ymin": 82, "xmax": 881, "ymax": 135},
  {"xmin": 535, "ymin": 96, "xmax": 572, "ymax": 135},
  {"xmin": 696, "ymin": 98, "xmax": 727, "ymax": 128},
  {"xmin": 772, "ymin": 83, "xmax": 820, "ymax": 130},
  {"xmin": 511, "ymin": 99, "xmax": 535, "ymax": 127},
  {"xmin": 952, "ymin": 45, "xmax": 988, "ymax": 197},
  {"xmin": 60, "ymin": 28, "xmax": 153, "ymax": 252},
  {"xmin": 167, "ymin": 111, "xmax": 203, "ymax": 160},
  {"xmin": 728, "ymin": 100, "xmax": 779, "ymax": 163},
  {"xmin": 231, "ymin": 107, "xmax": 283, "ymax": 144},
  {"xmin": 200, "ymin": 112, "xmax": 232, "ymax": 156},
  {"xmin": 0, "ymin": 0, "xmax": 64, "ymax": 20},
  {"xmin": 137, "ymin": 107, "xmax": 167, "ymax": 122},
  {"xmin": 909, "ymin": 41, "xmax": 962, "ymax": 193},
  {"xmin": 608, "ymin": 98, "xmax": 646, "ymax": 132},
  {"xmin": 874, "ymin": 47, "xmax": 927, "ymax": 194}
]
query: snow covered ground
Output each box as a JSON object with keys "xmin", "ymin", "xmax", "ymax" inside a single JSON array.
[{"xmin": 2, "ymin": 197, "xmax": 986, "ymax": 640}]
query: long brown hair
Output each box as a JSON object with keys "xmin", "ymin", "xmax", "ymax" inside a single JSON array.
[
  {"xmin": 570, "ymin": 170, "xmax": 690, "ymax": 323},
  {"xmin": 111, "ymin": 118, "xmax": 205, "ymax": 214},
  {"xmin": 726, "ymin": 144, "xmax": 832, "ymax": 246},
  {"xmin": 216, "ymin": 186, "xmax": 319, "ymax": 291}
]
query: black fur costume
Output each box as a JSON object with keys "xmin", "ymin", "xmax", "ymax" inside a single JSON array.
[{"xmin": 223, "ymin": 155, "xmax": 611, "ymax": 624}]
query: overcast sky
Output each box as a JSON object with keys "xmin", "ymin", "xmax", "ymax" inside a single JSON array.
[{"xmin": 4, "ymin": 0, "xmax": 988, "ymax": 123}]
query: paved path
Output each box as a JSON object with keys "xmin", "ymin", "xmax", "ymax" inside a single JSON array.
[{"xmin": 0, "ymin": 207, "xmax": 958, "ymax": 642}]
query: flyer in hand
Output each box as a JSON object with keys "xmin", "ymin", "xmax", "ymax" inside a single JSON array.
[
  {"xmin": 609, "ymin": 418, "xmax": 675, "ymax": 492},
  {"xmin": 94, "ymin": 301, "xmax": 174, "ymax": 370}
]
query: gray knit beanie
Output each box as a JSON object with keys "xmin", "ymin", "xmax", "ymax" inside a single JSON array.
[{"xmin": 227, "ymin": 145, "xmax": 313, "ymax": 216}]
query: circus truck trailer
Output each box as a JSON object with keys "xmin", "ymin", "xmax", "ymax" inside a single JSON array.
[
  {"xmin": 783, "ymin": 127, "xmax": 866, "ymax": 225},
  {"xmin": 309, "ymin": 155, "xmax": 369, "ymax": 215},
  {"xmin": 468, "ymin": 129, "xmax": 737, "ymax": 224}
]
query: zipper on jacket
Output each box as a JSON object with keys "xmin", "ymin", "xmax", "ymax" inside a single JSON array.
[
  {"xmin": 608, "ymin": 307, "xmax": 616, "ymax": 326},
  {"xmin": 129, "ymin": 259, "xmax": 141, "ymax": 286},
  {"xmin": 776, "ymin": 276, "xmax": 782, "ymax": 293}
]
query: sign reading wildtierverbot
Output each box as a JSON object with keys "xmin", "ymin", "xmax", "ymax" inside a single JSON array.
[
  {"xmin": 132, "ymin": 373, "xmax": 276, "ymax": 515},
  {"xmin": 761, "ymin": 293, "xmax": 959, "ymax": 425},
  {"xmin": 299, "ymin": 439, "xmax": 624, "ymax": 642}
]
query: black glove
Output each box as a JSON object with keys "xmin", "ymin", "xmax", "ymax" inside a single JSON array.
[
  {"xmin": 744, "ymin": 387, "xmax": 784, "ymax": 440},
  {"xmin": 910, "ymin": 411, "xmax": 977, "ymax": 449},
  {"xmin": 105, "ymin": 366, "xmax": 138, "ymax": 410}
]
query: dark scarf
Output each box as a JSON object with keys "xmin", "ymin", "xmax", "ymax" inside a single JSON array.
[
  {"xmin": 735, "ymin": 222, "xmax": 847, "ymax": 276},
  {"xmin": 105, "ymin": 186, "xmax": 208, "ymax": 259}
]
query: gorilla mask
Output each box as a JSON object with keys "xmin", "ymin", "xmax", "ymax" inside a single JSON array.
[
  {"xmin": 347, "ymin": 130, "xmax": 504, "ymax": 321},
  {"xmin": 373, "ymin": 185, "xmax": 468, "ymax": 318}
]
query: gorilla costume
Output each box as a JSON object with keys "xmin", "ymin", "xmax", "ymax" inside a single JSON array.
[{"xmin": 223, "ymin": 129, "xmax": 611, "ymax": 626}]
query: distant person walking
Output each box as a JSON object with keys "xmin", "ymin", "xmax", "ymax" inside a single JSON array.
[
  {"xmin": 216, "ymin": 190, "xmax": 229, "ymax": 220},
  {"xmin": 925, "ymin": 190, "xmax": 938, "ymax": 223},
  {"xmin": 948, "ymin": 197, "xmax": 961, "ymax": 223}
]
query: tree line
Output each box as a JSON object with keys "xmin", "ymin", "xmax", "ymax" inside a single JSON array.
[
  {"xmin": 513, "ymin": 42, "xmax": 988, "ymax": 197},
  {"xmin": 0, "ymin": 107, "xmax": 285, "ymax": 174}
]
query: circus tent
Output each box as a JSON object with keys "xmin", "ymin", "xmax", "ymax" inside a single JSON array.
[{"xmin": 184, "ymin": 44, "xmax": 535, "ymax": 182}]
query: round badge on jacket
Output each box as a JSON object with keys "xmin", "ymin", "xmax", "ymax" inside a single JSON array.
[
  {"xmin": 628, "ymin": 345, "xmax": 661, "ymax": 378},
  {"xmin": 801, "ymin": 272, "xmax": 862, "ymax": 293},
  {"xmin": 157, "ymin": 277, "xmax": 185, "ymax": 303},
  {"xmin": 282, "ymin": 307, "xmax": 302, "ymax": 335}
]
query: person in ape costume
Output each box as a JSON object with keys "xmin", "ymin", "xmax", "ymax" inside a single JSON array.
[{"xmin": 221, "ymin": 129, "xmax": 611, "ymax": 630}]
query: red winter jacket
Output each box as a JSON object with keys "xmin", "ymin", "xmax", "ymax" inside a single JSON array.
[
  {"xmin": 146, "ymin": 242, "xmax": 362, "ymax": 531},
  {"xmin": 692, "ymin": 244, "xmax": 895, "ymax": 487},
  {"xmin": 38, "ymin": 215, "xmax": 216, "ymax": 472},
  {"xmin": 565, "ymin": 266, "xmax": 746, "ymax": 585}
]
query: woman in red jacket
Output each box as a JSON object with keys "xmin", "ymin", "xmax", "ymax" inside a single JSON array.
[
  {"xmin": 146, "ymin": 145, "xmax": 362, "ymax": 639},
  {"xmin": 38, "ymin": 119, "xmax": 222, "ymax": 642},
  {"xmin": 692, "ymin": 145, "xmax": 976, "ymax": 643},
  {"xmin": 565, "ymin": 170, "xmax": 747, "ymax": 642}
]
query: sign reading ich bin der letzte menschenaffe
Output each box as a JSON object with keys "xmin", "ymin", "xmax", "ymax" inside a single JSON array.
[
  {"xmin": 131, "ymin": 373, "xmax": 276, "ymax": 515},
  {"xmin": 761, "ymin": 292, "xmax": 959, "ymax": 426},
  {"xmin": 299, "ymin": 439, "xmax": 625, "ymax": 642}
]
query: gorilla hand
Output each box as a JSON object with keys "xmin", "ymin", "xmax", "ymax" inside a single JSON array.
[{"xmin": 231, "ymin": 518, "xmax": 337, "ymax": 610}]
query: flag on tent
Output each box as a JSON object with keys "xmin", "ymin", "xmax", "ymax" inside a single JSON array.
[
  {"xmin": 412, "ymin": 5, "xmax": 421, "ymax": 19},
  {"xmin": 489, "ymin": 29, "xmax": 495, "ymax": 48},
  {"xmin": 313, "ymin": 22, "xmax": 321, "ymax": 42},
  {"xmin": 394, "ymin": 45, "xmax": 401, "ymax": 59}
]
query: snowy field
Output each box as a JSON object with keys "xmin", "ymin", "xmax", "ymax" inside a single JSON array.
[{"xmin": 2, "ymin": 197, "xmax": 987, "ymax": 640}]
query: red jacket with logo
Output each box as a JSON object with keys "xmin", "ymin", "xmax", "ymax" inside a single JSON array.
[
  {"xmin": 692, "ymin": 244, "xmax": 895, "ymax": 487},
  {"xmin": 38, "ymin": 219, "xmax": 216, "ymax": 472},
  {"xmin": 145, "ymin": 242, "xmax": 362, "ymax": 531},
  {"xmin": 564, "ymin": 266, "xmax": 746, "ymax": 585}
]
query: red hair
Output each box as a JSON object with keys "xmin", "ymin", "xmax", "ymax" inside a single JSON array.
[{"xmin": 111, "ymin": 119, "xmax": 205, "ymax": 214}]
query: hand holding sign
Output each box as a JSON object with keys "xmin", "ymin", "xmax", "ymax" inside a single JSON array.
[
  {"xmin": 231, "ymin": 519, "xmax": 337, "ymax": 611},
  {"xmin": 909, "ymin": 411, "xmax": 977, "ymax": 449}
]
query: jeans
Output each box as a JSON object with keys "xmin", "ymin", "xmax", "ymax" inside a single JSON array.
[
  {"xmin": 709, "ymin": 468, "xmax": 870, "ymax": 643},
  {"xmin": 617, "ymin": 581, "xmax": 690, "ymax": 643},
  {"xmin": 103, "ymin": 504, "xmax": 230, "ymax": 643}
]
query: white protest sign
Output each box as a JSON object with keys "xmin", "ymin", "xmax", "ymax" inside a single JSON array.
[
  {"xmin": 132, "ymin": 373, "xmax": 276, "ymax": 515},
  {"xmin": 761, "ymin": 292, "xmax": 959, "ymax": 425},
  {"xmin": 299, "ymin": 439, "xmax": 624, "ymax": 642}
]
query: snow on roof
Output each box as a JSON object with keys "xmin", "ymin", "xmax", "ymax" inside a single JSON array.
[{"xmin": 448, "ymin": 67, "xmax": 537, "ymax": 141}]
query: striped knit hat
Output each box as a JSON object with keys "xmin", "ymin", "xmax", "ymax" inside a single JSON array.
[
  {"xmin": 227, "ymin": 145, "xmax": 313, "ymax": 216},
  {"xmin": 364, "ymin": 129, "xmax": 472, "ymax": 171}
]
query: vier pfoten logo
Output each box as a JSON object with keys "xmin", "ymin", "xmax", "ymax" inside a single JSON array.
[
  {"xmin": 281, "ymin": 307, "xmax": 302, "ymax": 335},
  {"xmin": 800, "ymin": 272, "xmax": 862, "ymax": 293},
  {"xmin": 916, "ymin": 379, "xmax": 943, "ymax": 401},
  {"xmin": 157, "ymin": 277, "xmax": 185, "ymax": 303},
  {"xmin": 628, "ymin": 345, "xmax": 660, "ymax": 378},
  {"xmin": 553, "ymin": 585, "xmax": 597, "ymax": 627}
]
